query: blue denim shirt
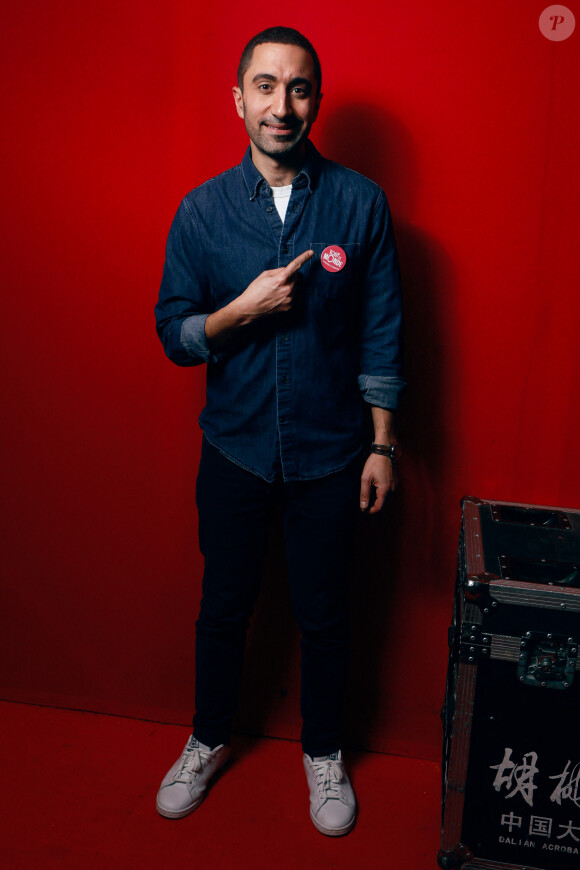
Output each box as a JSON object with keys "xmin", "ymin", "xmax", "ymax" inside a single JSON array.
[{"xmin": 155, "ymin": 143, "xmax": 405, "ymax": 482}]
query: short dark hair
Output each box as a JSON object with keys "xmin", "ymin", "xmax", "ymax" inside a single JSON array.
[{"xmin": 237, "ymin": 26, "xmax": 322, "ymax": 93}]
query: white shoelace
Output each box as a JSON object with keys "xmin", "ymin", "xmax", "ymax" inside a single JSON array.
[
  {"xmin": 173, "ymin": 740, "xmax": 209, "ymax": 783},
  {"xmin": 312, "ymin": 757, "xmax": 346, "ymax": 805}
]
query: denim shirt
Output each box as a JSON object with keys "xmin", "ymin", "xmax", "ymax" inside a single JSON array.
[{"xmin": 155, "ymin": 143, "xmax": 405, "ymax": 482}]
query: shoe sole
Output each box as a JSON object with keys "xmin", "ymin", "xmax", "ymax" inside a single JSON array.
[
  {"xmin": 156, "ymin": 793, "xmax": 205, "ymax": 819},
  {"xmin": 310, "ymin": 809, "xmax": 356, "ymax": 837}
]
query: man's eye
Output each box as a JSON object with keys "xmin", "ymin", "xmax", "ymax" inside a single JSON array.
[
  {"xmin": 292, "ymin": 88, "xmax": 307, "ymax": 97},
  {"xmin": 258, "ymin": 83, "xmax": 272, "ymax": 91}
]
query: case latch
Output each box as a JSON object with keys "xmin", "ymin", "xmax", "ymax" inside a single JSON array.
[{"xmin": 517, "ymin": 632, "xmax": 578, "ymax": 689}]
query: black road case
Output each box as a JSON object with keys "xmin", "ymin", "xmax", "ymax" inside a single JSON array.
[{"xmin": 439, "ymin": 497, "xmax": 580, "ymax": 870}]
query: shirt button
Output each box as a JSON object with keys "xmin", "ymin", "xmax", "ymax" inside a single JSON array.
[
  {"xmin": 280, "ymin": 333, "xmax": 289, "ymax": 342},
  {"xmin": 266, "ymin": 206, "xmax": 274, "ymax": 213},
  {"xmin": 281, "ymin": 244, "xmax": 289, "ymax": 254},
  {"xmin": 280, "ymin": 416, "xmax": 287, "ymax": 424},
  {"xmin": 280, "ymin": 375, "xmax": 288, "ymax": 384}
]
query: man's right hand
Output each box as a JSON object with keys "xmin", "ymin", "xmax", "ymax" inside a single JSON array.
[
  {"xmin": 205, "ymin": 250, "xmax": 314, "ymax": 347},
  {"xmin": 236, "ymin": 249, "xmax": 314, "ymax": 319}
]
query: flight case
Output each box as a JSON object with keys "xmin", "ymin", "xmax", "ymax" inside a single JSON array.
[{"xmin": 438, "ymin": 497, "xmax": 580, "ymax": 870}]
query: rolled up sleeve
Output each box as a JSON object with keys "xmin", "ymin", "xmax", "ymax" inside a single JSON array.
[
  {"xmin": 358, "ymin": 374, "xmax": 407, "ymax": 410},
  {"xmin": 180, "ymin": 314, "xmax": 213, "ymax": 363}
]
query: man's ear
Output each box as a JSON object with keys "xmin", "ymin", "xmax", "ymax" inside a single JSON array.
[{"xmin": 232, "ymin": 86, "xmax": 244, "ymax": 119}]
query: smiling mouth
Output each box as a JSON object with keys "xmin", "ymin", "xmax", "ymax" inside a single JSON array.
[{"xmin": 262, "ymin": 123, "xmax": 298, "ymax": 135}]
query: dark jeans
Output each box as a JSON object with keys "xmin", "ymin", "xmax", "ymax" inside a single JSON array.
[{"xmin": 193, "ymin": 438, "xmax": 361, "ymax": 757}]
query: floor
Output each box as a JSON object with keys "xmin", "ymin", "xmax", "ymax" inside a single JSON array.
[{"xmin": 1, "ymin": 700, "xmax": 442, "ymax": 869}]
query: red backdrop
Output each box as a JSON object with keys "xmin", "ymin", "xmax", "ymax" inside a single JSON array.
[{"xmin": 1, "ymin": 1, "xmax": 578, "ymax": 760}]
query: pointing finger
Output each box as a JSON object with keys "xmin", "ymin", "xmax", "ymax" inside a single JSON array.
[{"xmin": 282, "ymin": 249, "xmax": 314, "ymax": 279}]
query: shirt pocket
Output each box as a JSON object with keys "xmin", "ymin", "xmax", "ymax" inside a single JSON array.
[{"xmin": 308, "ymin": 242, "xmax": 361, "ymax": 298}]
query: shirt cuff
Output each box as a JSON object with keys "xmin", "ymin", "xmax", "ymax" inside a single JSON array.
[
  {"xmin": 358, "ymin": 374, "xmax": 407, "ymax": 410},
  {"xmin": 180, "ymin": 315, "xmax": 222, "ymax": 365}
]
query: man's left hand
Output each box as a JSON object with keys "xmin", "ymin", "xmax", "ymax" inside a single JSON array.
[{"xmin": 359, "ymin": 453, "xmax": 397, "ymax": 514}]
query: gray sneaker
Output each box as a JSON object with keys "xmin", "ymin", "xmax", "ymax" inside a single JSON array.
[
  {"xmin": 303, "ymin": 750, "xmax": 357, "ymax": 836},
  {"xmin": 156, "ymin": 735, "xmax": 230, "ymax": 819}
]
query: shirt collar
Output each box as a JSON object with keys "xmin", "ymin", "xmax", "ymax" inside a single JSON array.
[{"xmin": 241, "ymin": 140, "xmax": 322, "ymax": 200}]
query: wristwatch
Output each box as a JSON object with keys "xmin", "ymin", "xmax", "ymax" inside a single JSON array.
[{"xmin": 370, "ymin": 442, "xmax": 401, "ymax": 462}]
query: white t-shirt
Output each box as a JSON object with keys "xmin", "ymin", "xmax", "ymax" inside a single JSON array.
[{"xmin": 271, "ymin": 184, "xmax": 293, "ymax": 223}]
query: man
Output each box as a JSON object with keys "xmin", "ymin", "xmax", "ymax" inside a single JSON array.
[{"xmin": 154, "ymin": 26, "xmax": 405, "ymax": 837}]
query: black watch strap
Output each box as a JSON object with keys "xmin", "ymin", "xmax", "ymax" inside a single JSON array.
[{"xmin": 370, "ymin": 443, "xmax": 401, "ymax": 462}]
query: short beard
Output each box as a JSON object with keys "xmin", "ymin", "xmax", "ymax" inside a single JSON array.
[{"xmin": 246, "ymin": 121, "xmax": 308, "ymax": 159}]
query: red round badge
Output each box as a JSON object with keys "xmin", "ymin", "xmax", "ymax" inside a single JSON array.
[{"xmin": 321, "ymin": 245, "xmax": 347, "ymax": 273}]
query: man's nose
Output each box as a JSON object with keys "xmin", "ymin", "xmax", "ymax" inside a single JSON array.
[{"xmin": 273, "ymin": 89, "xmax": 292, "ymax": 117}]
